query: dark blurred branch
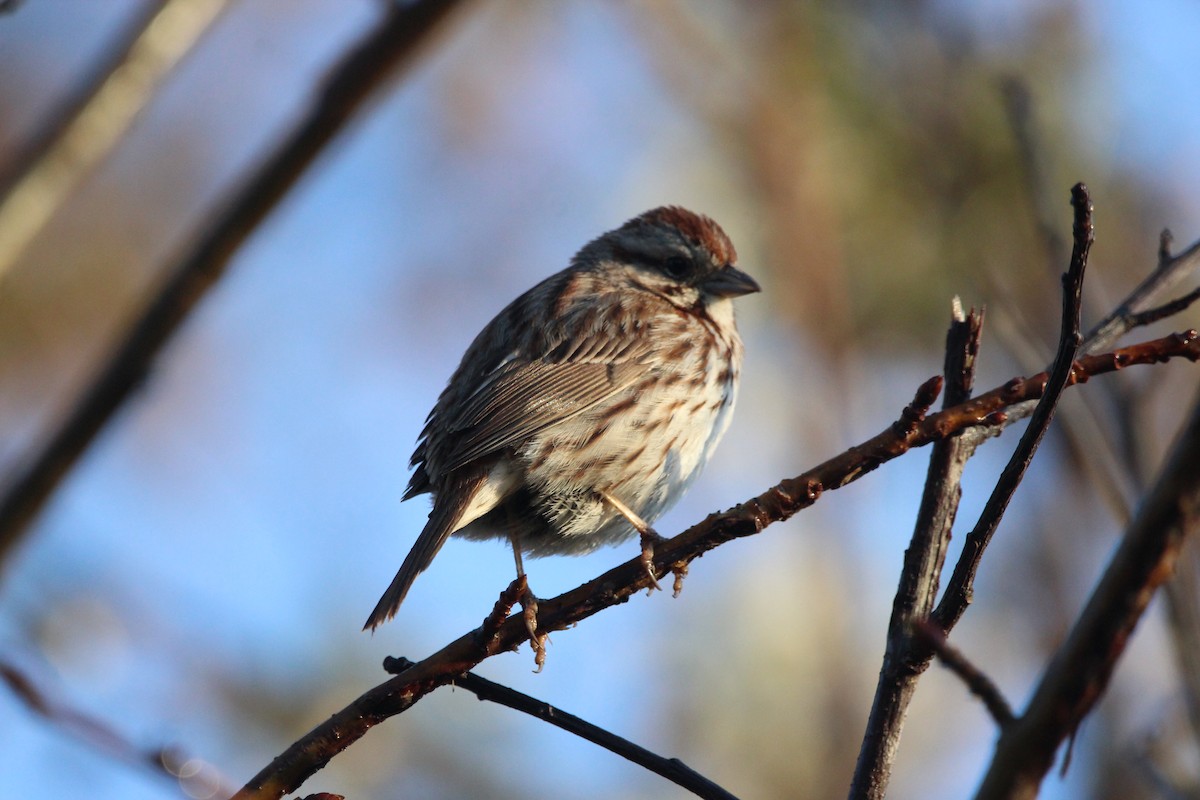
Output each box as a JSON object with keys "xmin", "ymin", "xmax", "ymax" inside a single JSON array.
[
  {"xmin": 1, "ymin": 658, "xmax": 230, "ymax": 796},
  {"xmin": 0, "ymin": 0, "xmax": 469, "ymax": 566},
  {"xmin": 974, "ymin": 391, "xmax": 1200, "ymax": 800},
  {"xmin": 933, "ymin": 183, "xmax": 1093, "ymax": 631},
  {"xmin": 231, "ymin": 330, "xmax": 1199, "ymax": 800},
  {"xmin": 1163, "ymin": 549, "xmax": 1200, "ymax": 748},
  {"xmin": 383, "ymin": 656, "xmax": 740, "ymax": 800},
  {"xmin": 850, "ymin": 302, "xmax": 984, "ymax": 800}
]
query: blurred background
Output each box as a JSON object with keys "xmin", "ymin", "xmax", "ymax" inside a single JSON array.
[{"xmin": 1, "ymin": 1, "xmax": 1199, "ymax": 798}]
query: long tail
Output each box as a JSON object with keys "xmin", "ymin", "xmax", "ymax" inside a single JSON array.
[{"xmin": 363, "ymin": 473, "xmax": 488, "ymax": 631}]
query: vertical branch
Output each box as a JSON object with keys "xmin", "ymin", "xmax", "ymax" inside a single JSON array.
[
  {"xmin": 849, "ymin": 302, "xmax": 984, "ymax": 800},
  {"xmin": 0, "ymin": 0, "xmax": 469, "ymax": 565}
]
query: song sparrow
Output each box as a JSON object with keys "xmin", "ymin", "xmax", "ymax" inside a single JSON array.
[{"xmin": 365, "ymin": 206, "xmax": 759, "ymax": 631}]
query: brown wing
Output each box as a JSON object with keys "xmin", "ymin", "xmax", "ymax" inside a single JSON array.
[
  {"xmin": 406, "ymin": 270, "xmax": 664, "ymax": 494},
  {"xmin": 437, "ymin": 357, "xmax": 647, "ymax": 473}
]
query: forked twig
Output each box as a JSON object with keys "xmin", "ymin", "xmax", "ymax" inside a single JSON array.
[{"xmin": 850, "ymin": 302, "xmax": 984, "ymax": 799}]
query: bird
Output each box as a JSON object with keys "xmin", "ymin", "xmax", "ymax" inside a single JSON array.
[{"xmin": 364, "ymin": 206, "xmax": 759, "ymax": 632}]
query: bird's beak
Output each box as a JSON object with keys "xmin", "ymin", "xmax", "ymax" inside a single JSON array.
[{"xmin": 704, "ymin": 266, "xmax": 761, "ymax": 299}]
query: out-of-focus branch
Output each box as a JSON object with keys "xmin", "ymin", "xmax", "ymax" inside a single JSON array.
[
  {"xmin": 960, "ymin": 231, "xmax": 1200, "ymax": 460},
  {"xmin": 1, "ymin": 658, "xmax": 230, "ymax": 796},
  {"xmin": 850, "ymin": 301, "xmax": 984, "ymax": 800},
  {"xmin": 1085, "ymin": 230, "xmax": 1200, "ymax": 354},
  {"xmin": 0, "ymin": 0, "xmax": 230, "ymax": 278},
  {"xmin": 382, "ymin": 656, "xmax": 740, "ymax": 800},
  {"xmin": 974, "ymin": 391, "xmax": 1200, "ymax": 800},
  {"xmin": 0, "ymin": 1, "xmax": 168, "ymax": 197},
  {"xmin": 1001, "ymin": 76, "xmax": 1066, "ymax": 273},
  {"xmin": 0, "ymin": 0, "xmax": 470, "ymax": 566},
  {"xmin": 230, "ymin": 331, "xmax": 1200, "ymax": 800},
  {"xmin": 1163, "ymin": 548, "xmax": 1200, "ymax": 747},
  {"xmin": 933, "ymin": 183, "xmax": 1093, "ymax": 631}
]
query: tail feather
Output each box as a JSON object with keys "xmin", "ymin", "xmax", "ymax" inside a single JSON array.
[{"xmin": 363, "ymin": 471, "xmax": 491, "ymax": 631}]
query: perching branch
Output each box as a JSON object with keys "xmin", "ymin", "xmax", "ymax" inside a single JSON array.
[
  {"xmin": 231, "ymin": 329, "xmax": 1200, "ymax": 800},
  {"xmin": 0, "ymin": 0, "xmax": 469, "ymax": 567}
]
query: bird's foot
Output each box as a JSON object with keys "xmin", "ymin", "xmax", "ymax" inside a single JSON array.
[
  {"xmin": 670, "ymin": 560, "xmax": 688, "ymax": 598},
  {"xmin": 506, "ymin": 574, "xmax": 548, "ymax": 672},
  {"xmin": 639, "ymin": 528, "xmax": 666, "ymax": 594}
]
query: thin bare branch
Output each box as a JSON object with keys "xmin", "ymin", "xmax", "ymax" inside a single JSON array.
[
  {"xmin": 0, "ymin": 0, "xmax": 470, "ymax": 566},
  {"xmin": 383, "ymin": 656, "xmax": 740, "ymax": 800},
  {"xmin": 1085, "ymin": 230, "xmax": 1200, "ymax": 354},
  {"xmin": 1126, "ymin": 285, "xmax": 1200, "ymax": 328}
]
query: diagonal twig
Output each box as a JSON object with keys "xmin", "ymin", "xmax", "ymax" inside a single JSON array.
[
  {"xmin": 0, "ymin": 0, "xmax": 469, "ymax": 567},
  {"xmin": 383, "ymin": 657, "xmax": 740, "ymax": 800},
  {"xmin": 1126, "ymin": 284, "xmax": 1200, "ymax": 329},
  {"xmin": 1085, "ymin": 229, "xmax": 1200, "ymax": 355}
]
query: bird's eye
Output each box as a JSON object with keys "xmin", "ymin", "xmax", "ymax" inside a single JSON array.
[{"xmin": 661, "ymin": 256, "xmax": 692, "ymax": 280}]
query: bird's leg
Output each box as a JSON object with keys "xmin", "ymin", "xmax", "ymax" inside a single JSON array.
[
  {"xmin": 508, "ymin": 528, "xmax": 547, "ymax": 670},
  {"xmin": 599, "ymin": 490, "xmax": 664, "ymax": 593}
]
